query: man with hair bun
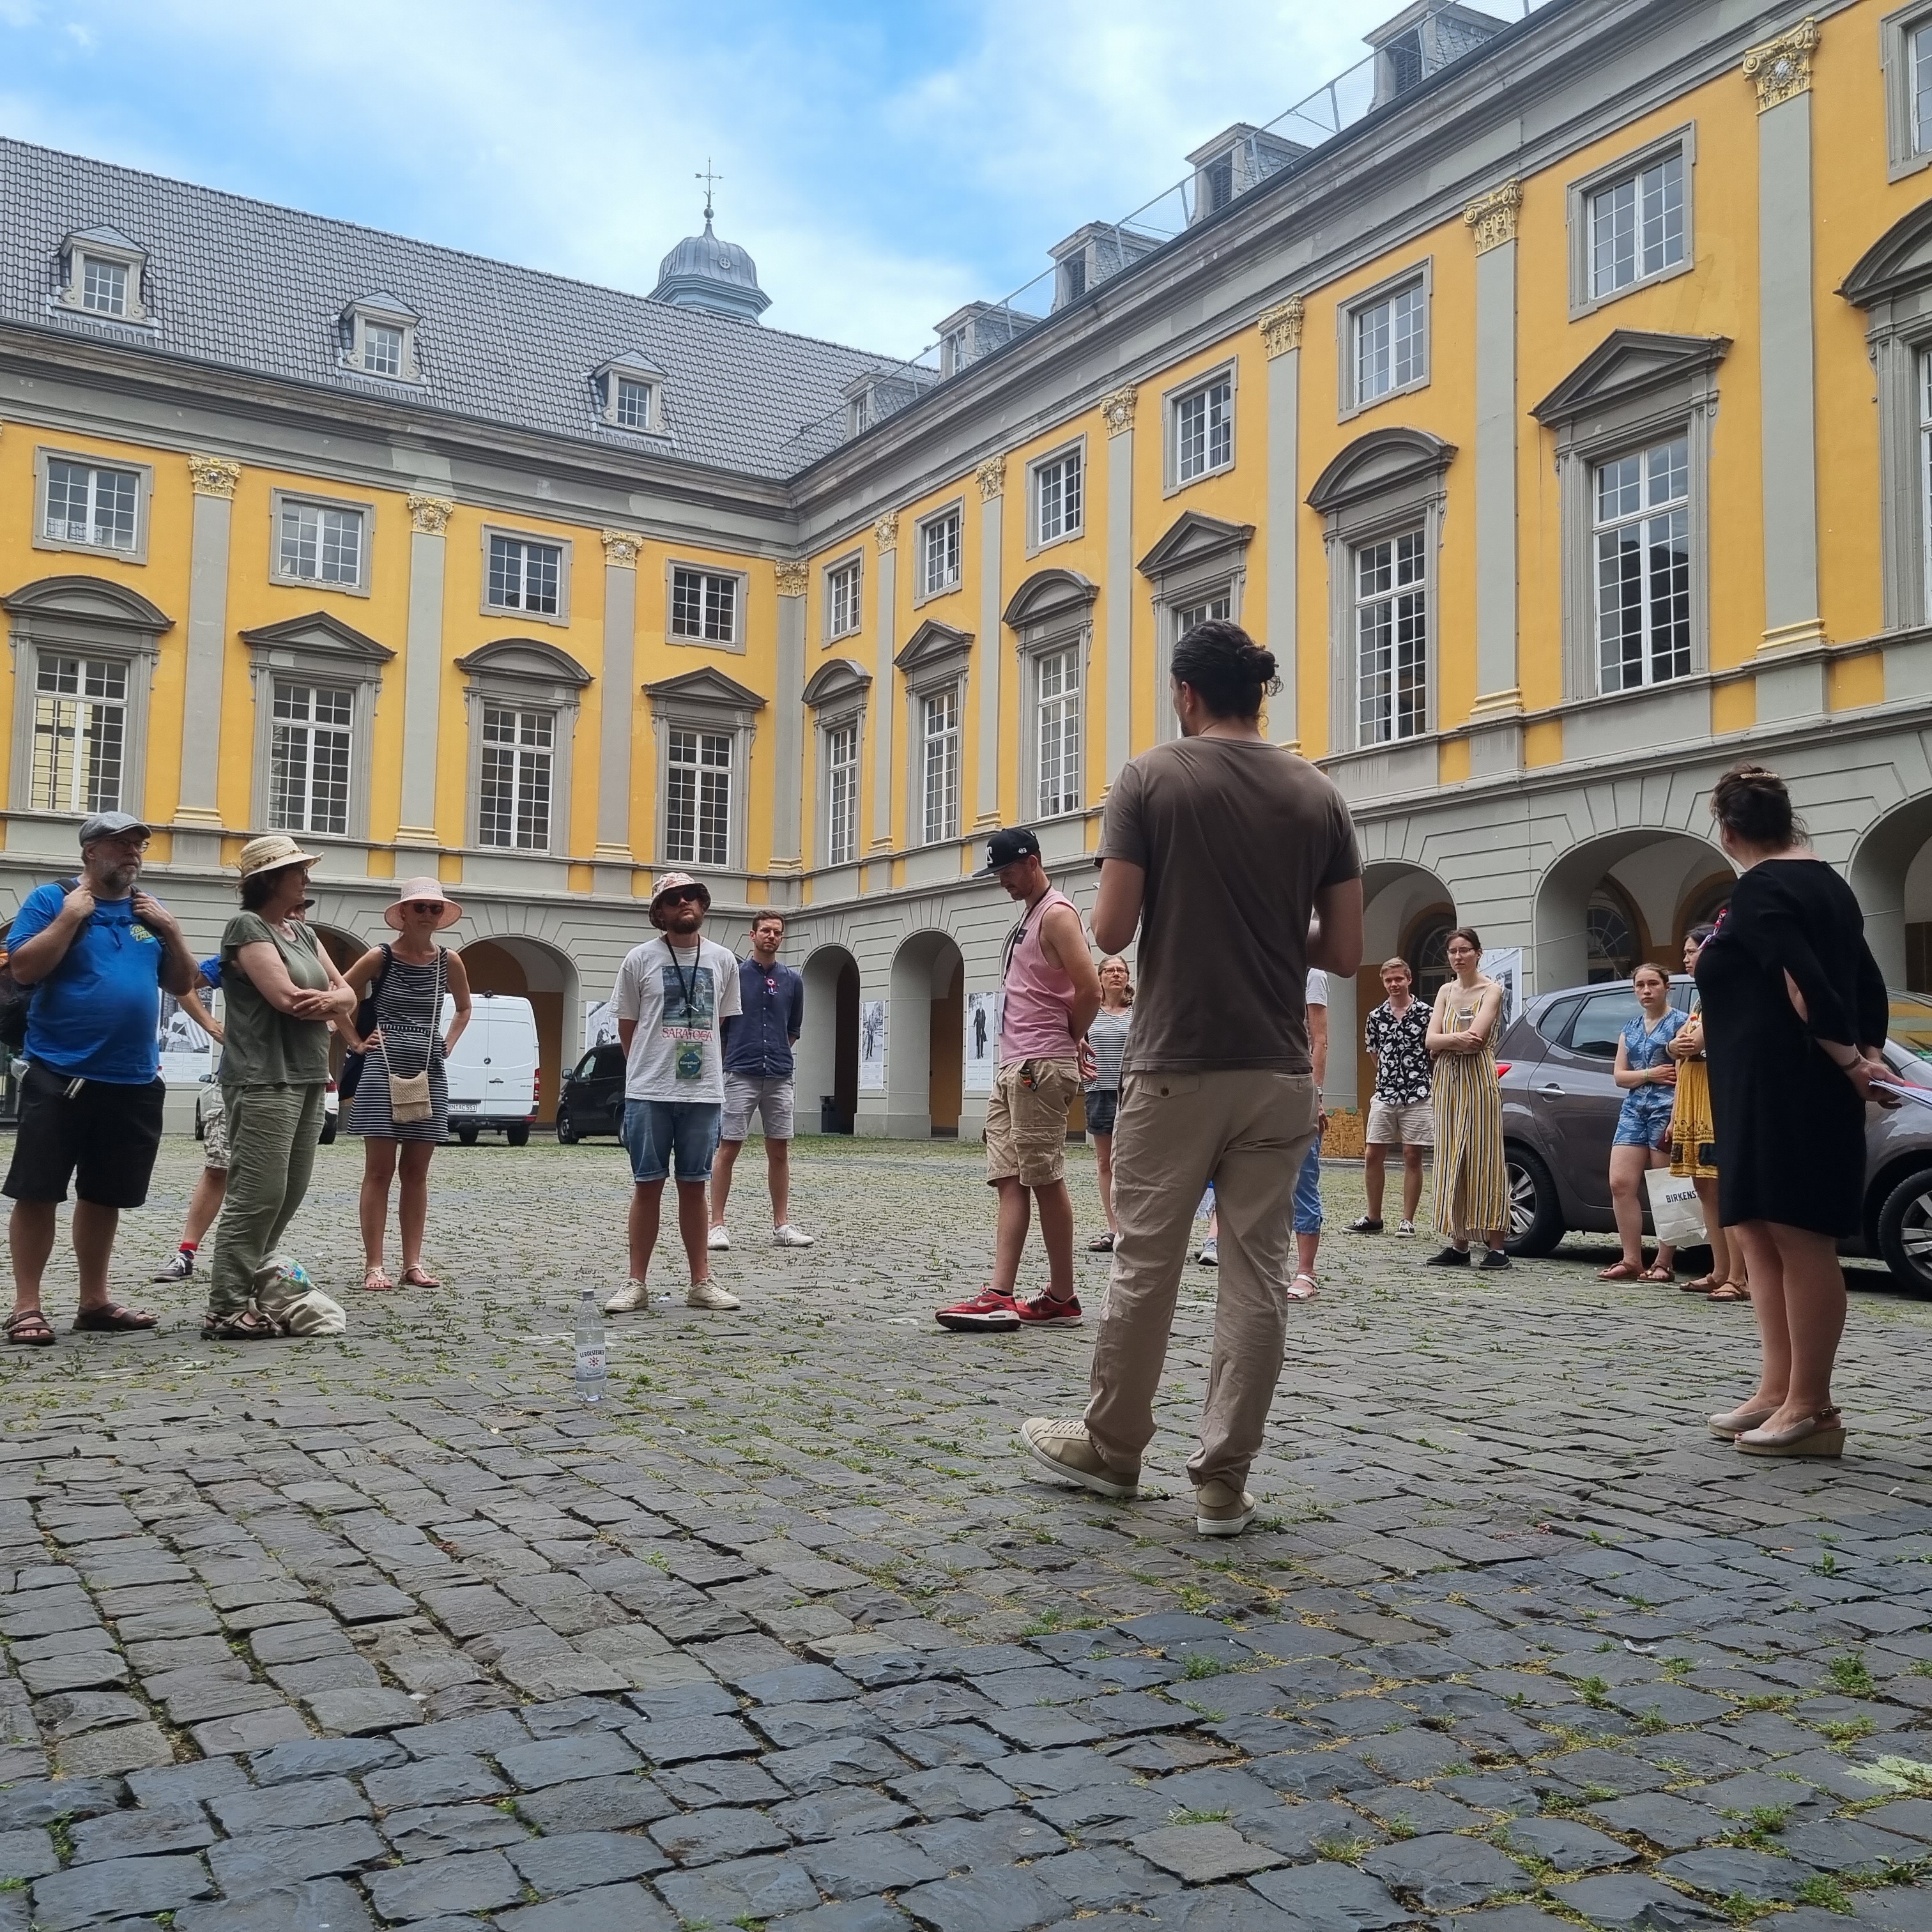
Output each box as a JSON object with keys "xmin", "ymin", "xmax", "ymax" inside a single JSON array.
[{"xmin": 1018, "ymin": 620, "xmax": 1363, "ymax": 1536}]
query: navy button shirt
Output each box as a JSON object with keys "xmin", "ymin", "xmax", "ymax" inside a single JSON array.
[{"xmin": 721, "ymin": 956, "xmax": 804, "ymax": 1077}]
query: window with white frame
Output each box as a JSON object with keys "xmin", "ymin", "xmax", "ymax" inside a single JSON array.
[
  {"xmin": 824, "ymin": 719, "xmax": 859, "ymax": 866},
  {"xmin": 1922, "ymin": 349, "xmax": 1932, "ymax": 606},
  {"xmin": 1353, "ymin": 280, "xmax": 1426, "ymax": 407},
  {"xmin": 1176, "ymin": 593, "xmax": 1232, "ymax": 636},
  {"xmin": 827, "ymin": 558, "xmax": 861, "ymax": 639},
  {"xmin": 43, "ymin": 459, "xmax": 138, "ymax": 552},
  {"xmin": 671, "ymin": 567, "xmax": 738, "ymax": 644},
  {"xmin": 362, "ymin": 322, "xmax": 403, "ymax": 378},
  {"xmin": 278, "ymin": 500, "xmax": 364, "ymax": 588},
  {"xmin": 270, "ymin": 681, "xmax": 353, "ymax": 837},
  {"xmin": 921, "ymin": 687, "xmax": 960, "ymax": 845},
  {"xmin": 1916, "ymin": 20, "xmax": 1932, "ymax": 153},
  {"xmin": 31, "ymin": 656, "xmax": 125, "ymax": 815},
  {"xmin": 82, "ymin": 257, "xmax": 128, "ymax": 317},
  {"xmin": 1589, "ymin": 150, "xmax": 1684, "ymax": 300},
  {"xmin": 477, "ymin": 706, "xmax": 554, "ymax": 851},
  {"xmin": 1593, "ymin": 436, "xmax": 1690, "ymax": 694},
  {"xmin": 614, "ymin": 378, "xmax": 652, "ymax": 429},
  {"xmin": 665, "ymin": 727, "xmax": 731, "ymax": 866},
  {"xmin": 1035, "ymin": 645, "xmax": 1082, "ymax": 817},
  {"xmin": 1035, "ymin": 447, "xmax": 1084, "ymax": 546},
  {"xmin": 487, "ymin": 535, "xmax": 561, "ymax": 616},
  {"xmin": 921, "ymin": 510, "xmax": 961, "ymax": 597},
  {"xmin": 1354, "ymin": 530, "xmax": 1428, "ymax": 746},
  {"xmin": 1174, "ymin": 376, "xmax": 1233, "ymax": 484}
]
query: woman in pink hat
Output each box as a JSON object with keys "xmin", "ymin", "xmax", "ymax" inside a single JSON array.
[{"xmin": 338, "ymin": 879, "xmax": 472, "ymax": 1292}]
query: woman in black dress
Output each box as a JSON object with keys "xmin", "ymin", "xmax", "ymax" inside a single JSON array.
[{"xmin": 1696, "ymin": 766, "xmax": 1893, "ymax": 1459}]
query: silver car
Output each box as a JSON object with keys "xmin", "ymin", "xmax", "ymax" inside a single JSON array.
[{"xmin": 1496, "ymin": 979, "xmax": 1932, "ymax": 1292}]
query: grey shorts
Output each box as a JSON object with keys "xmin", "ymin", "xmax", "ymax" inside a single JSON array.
[{"xmin": 721, "ymin": 1074, "xmax": 795, "ymax": 1142}]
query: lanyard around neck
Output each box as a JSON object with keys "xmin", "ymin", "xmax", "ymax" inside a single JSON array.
[{"xmin": 663, "ymin": 937, "xmax": 701, "ymax": 1015}]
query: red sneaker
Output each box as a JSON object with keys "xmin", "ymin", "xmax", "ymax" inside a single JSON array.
[
  {"xmin": 935, "ymin": 1288, "xmax": 1023, "ymax": 1331},
  {"xmin": 1014, "ymin": 1292, "xmax": 1082, "ymax": 1327}
]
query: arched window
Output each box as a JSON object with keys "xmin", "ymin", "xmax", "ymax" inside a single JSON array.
[
  {"xmin": 1587, "ymin": 885, "xmax": 1641, "ymax": 983},
  {"xmin": 1404, "ymin": 912, "xmax": 1455, "ymax": 1008}
]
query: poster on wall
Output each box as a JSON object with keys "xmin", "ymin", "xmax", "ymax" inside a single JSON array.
[
  {"xmin": 158, "ymin": 989, "xmax": 218, "ymax": 1087},
  {"xmin": 963, "ymin": 991, "xmax": 1001, "ymax": 1094},
  {"xmin": 858, "ymin": 1000, "xmax": 887, "ymax": 1091},
  {"xmin": 1482, "ymin": 947, "xmax": 1524, "ymax": 1026},
  {"xmin": 585, "ymin": 998, "xmax": 621, "ymax": 1051}
]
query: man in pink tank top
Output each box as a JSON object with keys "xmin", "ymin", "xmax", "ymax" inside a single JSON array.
[{"xmin": 937, "ymin": 827, "xmax": 1101, "ymax": 1332}]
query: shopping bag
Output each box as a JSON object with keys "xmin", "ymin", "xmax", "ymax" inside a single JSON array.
[{"xmin": 1644, "ymin": 1167, "xmax": 1707, "ymax": 1247}]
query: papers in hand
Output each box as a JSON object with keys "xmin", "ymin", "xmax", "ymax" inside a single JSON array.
[{"xmin": 1871, "ymin": 1078, "xmax": 1932, "ymax": 1110}]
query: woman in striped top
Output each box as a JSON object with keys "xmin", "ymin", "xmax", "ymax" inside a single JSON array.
[
  {"xmin": 1083, "ymin": 956, "xmax": 1134, "ymax": 1251},
  {"xmin": 1425, "ymin": 927, "xmax": 1511, "ymax": 1269}
]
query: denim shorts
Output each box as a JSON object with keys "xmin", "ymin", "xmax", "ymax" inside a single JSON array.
[
  {"xmin": 1084, "ymin": 1087, "xmax": 1118, "ymax": 1136},
  {"xmin": 1293, "ymin": 1140, "xmax": 1322, "ymax": 1235},
  {"xmin": 622, "ymin": 1100, "xmax": 722, "ymax": 1184},
  {"xmin": 1613, "ymin": 1101, "xmax": 1673, "ymax": 1151}
]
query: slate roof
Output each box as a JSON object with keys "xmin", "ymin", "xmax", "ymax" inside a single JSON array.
[{"xmin": 0, "ymin": 138, "xmax": 921, "ymax": 482}]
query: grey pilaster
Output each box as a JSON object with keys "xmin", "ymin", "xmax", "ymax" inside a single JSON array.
[
  {"xmin": 173, "ymin": 456, "xmax": 239, "ymax": 859},
  {"xmin": 594, "ymin": 531, "xmax": 641, "ymax": 868},
  {"xmin": 1258, "ymin": 303, "xmax": 1302, "ymax": 747},
  {"xmin": 396, "ymin": 494, "xmax": 452, "ymax": 848},
  {"xmin": 975, "ymin": 459, "xmax": 1005, "ymax": 827},
  {"xmin": 1103, "ymin": 390, "xmax": 1135, "ymax": 785},
  {"xmin": 771, "ymin": 560, "xmax": 808, "ymax": 878},
  {"xmin": 870, "ymin": 515, "xmax": 898, "ymax": 852}
]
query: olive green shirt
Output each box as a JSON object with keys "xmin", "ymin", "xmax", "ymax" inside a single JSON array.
[{"xmin": 219, "ymin": 914, "xmax": 331, "ymax": 1087}]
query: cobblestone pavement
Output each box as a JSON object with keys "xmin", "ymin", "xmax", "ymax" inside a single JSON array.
[{"xmin": 0, "ymin": 1133, "xmax": 1929, "ymax": 1931}]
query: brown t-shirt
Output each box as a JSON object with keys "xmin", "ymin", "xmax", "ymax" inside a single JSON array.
[{"xmin": 1099, "ymin": 736, "xmax": 1360, "ymax": 1073}]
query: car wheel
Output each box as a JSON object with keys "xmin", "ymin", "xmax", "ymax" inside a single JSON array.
[
  {"xmin": 506, "ymin": 1123, "xmax": 530, "ymax": 1147},
  {"xmin": 1875, "ymin": 1167, "xmax": 1932, "ymax": 1294},
  {"xmin": 1503, "ymin": 1144, "xmax": 1565, "ymax": 1257},
  {"xmin": 318, "ymin": 1115, "xmax": 338, "ymax": 1146},
  {"xmin": 456, "ymin": 1124, "xmax": 479, "ymax": 1146},
  {"xmin": 555, "ymin": 1107, "xmax": 578, "ymax": 1146}
]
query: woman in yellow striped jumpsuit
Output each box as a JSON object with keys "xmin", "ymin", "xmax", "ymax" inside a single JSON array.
[{"xmin": 1426, "ymin": 927, "xmax": 1511, "ymax": 1269}]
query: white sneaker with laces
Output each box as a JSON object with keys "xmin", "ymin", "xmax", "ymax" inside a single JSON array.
[
  {"xmin": 602, "ymin": 1280, "xmax": 651, "ymax": 1314},
  {"xmin": 1395, "ymin": 1218, "xmax": 1416, "ymax": 1237},
  {"xmin": 687, "ymin": 1280, "xmax": 741, "ymax": 1311},
  {"xmin": 707, "ymin": 1225, "xmax": 732, "ymax": 1252},
  {"xmin": 771, "ymin": 1224, "xmax": 815, "ymax": 1248},
  {"xmin": 153, "ymin": 1250, "xmax": 194, "ymax": 1283}
]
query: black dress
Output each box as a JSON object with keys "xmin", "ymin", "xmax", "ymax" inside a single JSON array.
[{"xmin": 1694, "ymin": 859, "xmax": 1888, "ymax": 1236}]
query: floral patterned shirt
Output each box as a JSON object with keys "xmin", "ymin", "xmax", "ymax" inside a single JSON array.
[{"xmin": 1365, "ymin": 997, "xmax": 1432, "ymax": 1106}]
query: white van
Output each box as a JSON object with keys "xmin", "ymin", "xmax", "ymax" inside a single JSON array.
[{"xmin": 442, "ymin": 993, "xmax": 540, "ymax": 1145}]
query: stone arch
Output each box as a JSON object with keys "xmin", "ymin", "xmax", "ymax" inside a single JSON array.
[
  {"xmin": 1342, "ymin": 859, "xmax": 1458, "ymax": 1116},
  {"xmin": 1534, "ymin": 827, "xmax": 1733, "ymax": 994},
  {"xmin": 1848, "ymin": 790, "xmax": 1932, "ymax": 988},
  {"xmin": 797, "ymin": 943, "xmax": 861, "ymax": 1135},
  {"xmin": 452, "ymin": 921, "xmax": 581, "ymax": 1124},
  {"xmin": 888, "ymin": 929, "xmax": 967, "ymax": 1138}
]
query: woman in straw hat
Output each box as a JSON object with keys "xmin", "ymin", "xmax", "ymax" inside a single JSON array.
[
  {"xmin": 339, "ymin": 879, "xmax": 472, "ymax": 1292},
  {"xmin": 204, "ymin": 836, "xmax": 356, "ymax": 1339}
]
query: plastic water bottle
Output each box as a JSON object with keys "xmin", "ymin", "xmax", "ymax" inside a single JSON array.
[{"xmin": 574, "ymin": 1289, "xmax": 607, "ymax": 1405}]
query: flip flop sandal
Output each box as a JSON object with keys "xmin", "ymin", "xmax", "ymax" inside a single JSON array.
[
  {"xmin": 4, "ymin": 1310, "xmax": 54, "ymax": 1347},
  {"xmin": 1287, "ymin": 1274, "xmax": 1319, "ymax": 1301},
  {"xmin": 70, "ymin": 1303, "xmax": 158, "ymax": 1332},
  {"xmin": 362, "ymin": 1268, "xmax": 395, "ymax": 1293},
  {"xmin": 400, "ymin": 1266, "xmax": 441, "ymax": 1289},
  {"xmin": 1709, "ymin": 1282, "xmax": 1752, "ymax": 1301},
  {"xmin": 1680, "ymin": 1274, "xmax": 1725, "ymax": 1292},
  {"xmin": 199, "ymin": 1309, "xmax": 280, "ymax": 1340},
  {"xmin": 1639, "ymin": 1266, "xmax": 1675, "ymax": 1283},
  {"xmin": 1597, "ymin": 1262, "xmax": 1644, "ymax": 1281}
]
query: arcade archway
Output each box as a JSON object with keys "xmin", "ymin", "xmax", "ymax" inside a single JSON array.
[
  {"xmin": 456, "ymin": 934, "xmax": 576, "ymax": 1123},
  {"xmin": 1534, "ymin": 829, "xmax": 1733, "ymax": 993},
  {"xmin": 889, "ymin": 931, "xmax": 966, "ymax": 1138},
  {"xmin": 797, "ymin": 945, "xmax": 860, "ymax": 1134}
]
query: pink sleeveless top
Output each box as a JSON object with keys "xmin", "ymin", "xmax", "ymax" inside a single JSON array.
[{"xmin": 1000, "ymin": 889, "xmax": 1080, "ymax": 1061}]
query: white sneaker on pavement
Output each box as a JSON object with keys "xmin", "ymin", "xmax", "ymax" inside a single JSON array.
[
  {"xmin": 707, "ymin": 1225, "xmax": 732, "ymax": 1252},
  {"xmin": 687, "ymin": 1281, "xmax": 742, "ymax": 1311},
  {"xmin": 603, "ymin": 1280, "xmax": 651, "ymax": 1314},
  {"xmin": 771, "ymin": 1224, "xmax": 815, "ymax": 1248}
]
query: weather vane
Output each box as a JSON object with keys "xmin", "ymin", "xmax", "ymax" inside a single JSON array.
[{"xmin": 696, "ymin": 160, "xmax": 723, "ymax": 224}]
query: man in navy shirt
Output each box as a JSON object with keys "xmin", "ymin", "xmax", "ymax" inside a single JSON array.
[
  {"xmin": 4, "ymin": 812, "xmax": 198, "ymax": 1345},
  {"xmin": 710, "ymin": 911, "xmax": 813, "ymax": 1250}
]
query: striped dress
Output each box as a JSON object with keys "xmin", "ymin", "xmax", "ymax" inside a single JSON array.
[
  {"xmin": 347, "ymin": 951, "xmax": 449, "ymax": 1142},
  {"xmin": 1431, "ymin": 980, "xmax": 1509, "ymax": 1239}
]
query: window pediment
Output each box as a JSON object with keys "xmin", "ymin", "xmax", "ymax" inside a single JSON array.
[
  {"xmin": 1, "ymin": 574, "xmax": 172, "ymax": 638},
  {"xmin": 1529, "ymin": 331, "xmax": 1729, "ymax": 427},
  {"xmin": 644, "ymin": 665, "xmax": 766, "ymax": 725},
  {"xmin": 454, "ymin": 638, "xmax": 591, "ymax": 687},
  {"xmin": 802, "ymin": 658, "xmax": 871, "ymax": 709},
  {"xmin": 1841, "ymin": 199, "xmax": 1932, "ymax": 309},
  {"xmin": 1002, "ymin": 567, "xmax": 1098, "ymax": 632},
  {"xmin": 240, "ymin": 611, "xmax": 394, "ymax": 668},
  {"xmin": 1137, "ymin": 511, "xmax": 1255, "ymax": 581},
  {"xmin": 895, "ymin": 619, "xmax": 972, "ymax": 683},
  {"xmin": 1307, "ymin": 427, "xmax": 1455, "ymax": 514}
]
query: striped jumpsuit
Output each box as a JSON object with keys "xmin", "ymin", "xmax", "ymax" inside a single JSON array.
[{"xmin": 1432, "ymin": 981, "xmax": 1509, "ymax": 1239}]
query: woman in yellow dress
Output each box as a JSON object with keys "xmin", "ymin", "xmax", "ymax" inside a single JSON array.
[
  {"xmin": 1425, "ymin": 927, "xmax": 1511, "ymax": 1269},
  {"xmin": 1669, "ymin": 923, "xmax": 1748, "ymax": 1301}
]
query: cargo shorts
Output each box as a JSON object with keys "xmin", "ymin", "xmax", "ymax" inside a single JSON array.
[{"xmin": 985, "ymin": 1057, "xmax": 1078, "ymax": 1188}]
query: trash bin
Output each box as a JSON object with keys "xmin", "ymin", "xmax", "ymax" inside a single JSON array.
[{"xmin": 820, "ymin": 1095, "xmax": 841, "ymax": 1135}]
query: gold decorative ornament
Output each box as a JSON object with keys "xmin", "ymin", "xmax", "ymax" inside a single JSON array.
[
  {"xmin": 976, "ymin": 454, "xmax": 1006, "ymax": 500},
  {"xmin": 773, "ymin": 559, "xmax": 809, "ymax": 597},
  {"xmin": 407, "ymin": 493, "xmax": 454, "ymax": 536},
  {"xmin": 1462, "ymin": 181, "xmax": 1522, "ymax": 254},
  {"xmin": 1100, "ymin": 385, "xmax": 1138, "ymax": 436},
  {"xmin": 1257, "ymin": 298, "xmax": 1305, "ymax": 358},
  {"xmin": 187, "ymin": 454, "xmax": 240, "ymax": 499},
  {"xmin": 600, "ymin": 529, "xmax": 644, "ymax": 567},
  {"xmin": 873, "ymin": 512, "xmax": 899, "ymax": 551},
  {"xmin": 1744, "ymin": 17, "xmax": 1818, "ymax": 112}
]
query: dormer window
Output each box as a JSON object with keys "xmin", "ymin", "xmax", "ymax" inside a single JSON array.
[
  {"xmin": 56, "ymin": 227, "xmax": 150, "ymax": 325},
  {"xmin": 593, "ymin": 353, "xmax": 664, "ymax": 433},
  {"xmin": 340, "ymin": 294, "xmax": 421, "ymax": 383},
  {"xmin": 1048, "ymin": 223, "xmax": 1158, "ymax": 311},
  {"xmin": 1205, "ymin": 155, "xmax": 1235, "ymax": 215},
  {"xmin": 83, "ymin": 259, "xmax": 127, "ymax": 316},
  {"xmin": 849, "ymin": 392, "xmax": 872, "ymax": 436},
  {"xmin": 615, "ymin": 379, "xmax": 650, "ymax": 428}
]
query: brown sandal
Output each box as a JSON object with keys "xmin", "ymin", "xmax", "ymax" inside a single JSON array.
[
  {"xmin": 1680, "ymin": 1273, "xmax": 1724, "ymax": 1293},
  {"xmin": 199, "ymin": 1308, "xmax": 280, "ymax": 1340},
  {"xmin": 1709, "ymin": 1282, "xmax": 1752, "ymax": 1301},
  {"xmin": 1597, "ymin": 1262, "xmax": 1644, "ymax": 1281},
  {"xmin": 4, "ymin": 1310, "xmax": 54, "ymax": 1347},
  {"xmin": 71, "ymin": 1303, "xmax": 157, "ymax": 1332},
  {"xmin": 1639, "ymin": 1264, "xmax": 1675, "ymax": 1283}
]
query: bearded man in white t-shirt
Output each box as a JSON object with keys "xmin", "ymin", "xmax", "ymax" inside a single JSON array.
[{"xmin": 603, "ymin": 873, "xmax": 743, "ymax": 1315}]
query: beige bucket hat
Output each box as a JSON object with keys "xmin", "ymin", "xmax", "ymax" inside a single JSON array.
[
  {"xmin": 385, "ymin": 876, "xmax": 464, "ymax": 931},
  {"xmin": 236, "ymin": 833, "xmax": 320, "ymax": 878}
]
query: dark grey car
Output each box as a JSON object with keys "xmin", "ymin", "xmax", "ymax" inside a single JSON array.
[{"xmin": 1496, "ymin": 978, "xmax": 1932, "ymax": 1292}]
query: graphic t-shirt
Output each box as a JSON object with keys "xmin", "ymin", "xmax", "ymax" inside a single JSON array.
[
  {"xmin": 613, "ymin": 935, "xmax": 742, "ymax": 1103},
  {"xmin": 9, "ymin": 884, "xmax": 166, "ymax": 1084},
  {"xmin": 1364, "ymin": 997, "xmax": 1432, "ymax": 1106}
]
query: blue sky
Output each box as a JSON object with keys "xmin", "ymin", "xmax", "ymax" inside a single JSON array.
[{"xmin": 3, "ymin": 0, "xmax": 1465, "ymax": 356}]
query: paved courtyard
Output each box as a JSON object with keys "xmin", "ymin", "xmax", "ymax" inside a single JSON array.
[{"xmin": 0, "ymin": 1132, "xmax": 1928, "ymax": 1931}]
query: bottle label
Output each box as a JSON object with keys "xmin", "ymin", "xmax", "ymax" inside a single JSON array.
[{"xmin": 576, "ymin": 1347, "xmax": 606, "ymax": 1378}]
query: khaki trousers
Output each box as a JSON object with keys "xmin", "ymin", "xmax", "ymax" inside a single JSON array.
[
  {"xmin": 209, "ymin": 1083, "xmax": 326, "ymax": 1315},
  {"xmin": 1084, "ymin": 1067, "xmax": 1319, "ymax": 1491}
]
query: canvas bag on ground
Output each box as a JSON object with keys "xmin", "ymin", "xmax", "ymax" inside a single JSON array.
[
  {"xmin": 1645, "ymin": 1167, "xmax": 1707, "ymax": 1248},
  {"xmin": 253, "ymin": 1257, "xmax": 347, "ymax": 1337}
]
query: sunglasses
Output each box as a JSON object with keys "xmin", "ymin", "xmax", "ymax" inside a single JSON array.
[
  {"xmin": 660, "ymin": 889, "xmax": 705, "ymax": 906},
  {"xmin": 404, "ymin": 901, "xmax": 443, "ymax": 914}
]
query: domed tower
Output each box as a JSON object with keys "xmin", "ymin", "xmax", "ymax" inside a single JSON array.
[{"xmin": 650, "ymin": 187, "xmax": 770, "ymax": 325}]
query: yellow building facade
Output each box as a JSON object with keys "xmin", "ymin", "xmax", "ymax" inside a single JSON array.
[{"xmin": 8, "ymin": 0, "xmax": 1932, "ymax": 1137}]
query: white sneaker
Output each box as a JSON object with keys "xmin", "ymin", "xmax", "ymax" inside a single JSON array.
[
  {"xmin": 771, "ymin": 1224, "xmax": 815, "ymax": 1248},
  {"xmin": 602, "ymin": 1280, "xmax": 651, "ymax": 1314},
  {"xmin": 1395, "ymin": 1219, "xmax": 1416, "ymax": 1238},
  {"xmin": 1197, "ymin": 1238, "xmax": 1218, "ymax": 1268},
  {"xmin": 687, "ymin": 1281, "xmax": 741, "ymax": 1312},
  {"xmin": 707, "ymin": 1225, "xmax": 732, "ymax": 1252}
]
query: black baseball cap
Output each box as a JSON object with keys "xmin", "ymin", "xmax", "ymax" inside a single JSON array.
[{"xmin": 973, "ymin": 827, "xmax": 1042, "ymax": 878}]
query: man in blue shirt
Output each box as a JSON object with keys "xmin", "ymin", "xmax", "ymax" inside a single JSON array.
[
  {"xmin": 4, "ymin": 812, "xmax": 198, "ymax": 1346},
  {"xmin": 709, "ymin": 910, "xmax": 812, "ymax": 1250}
]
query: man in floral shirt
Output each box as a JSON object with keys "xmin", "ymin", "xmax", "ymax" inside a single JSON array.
[{"xmin": 1351, "ymin": 957, "xmax": 1432, "ymax": 1236}]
